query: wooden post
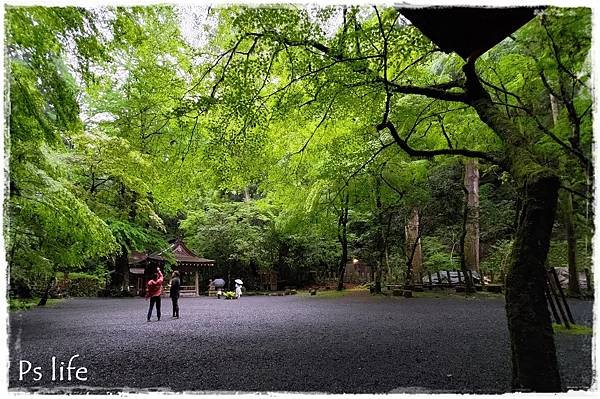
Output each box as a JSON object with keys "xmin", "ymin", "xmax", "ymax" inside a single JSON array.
[
  {"xmin": 428, "ymin": 271, "xmax": 433, "ymax": 289},
  {"xmin": 468, "ymin": 270, "xmax": 474, "ymax": 288},
  {"xmin": 446, "ymin": 270, "xmax": 453, "ymax": 287},
  {"xmin": 550, "ymin": 267, "xmax": 575, "ymax": 324},
  {"xmin": 195, "ymin": 270, "xmax": 199, "ymax": 296},
  {"xmin": 549, "ymin": 279, "xmax": 571, "ymax": 329},
  {"xmin": 544, "ymin": 279, "xmax": 562, "ymax": 325},
  {"xmin": 436, "ymin": 271, "xmax": 442, "ymax": 288},
  {"xmin": 457, "ymin": 270, "xmax": 463, "ymax": 284}
]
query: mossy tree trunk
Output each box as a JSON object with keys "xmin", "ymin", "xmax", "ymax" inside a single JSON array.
[
  {"xmin": 464, "ymin": 60, "xmax": 561, "ymax": 391},
  {"xmin": 505, "ymin": 173, "xmax": 561, "ymax": 391}
]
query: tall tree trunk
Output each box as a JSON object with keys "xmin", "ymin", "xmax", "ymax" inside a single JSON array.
[
  {"xmin": 460, "ymin": 181, "xmax": 475, "ymax": 294},
  {"xmin": 550, "ymin": 92, "xmax": 581, "ymax": 298},
  {"xmin": 337, "ymin": 192, "xmax": 349, "ymax": 291},
  {"xmin": 404, "ymin": 208, "xmax": 422, "ymax": 287},
  {"xmin": 118, "ymin": 250, "xmax": 130, "ymax": 292},
  {"xmin": 110, "ymin": 248, "xmax": 130, "ymax": 292},
  {"xmin": 562, "ymin": 191, "xmax": 581, "ymax": 297},
  {"xmin": 463, "ymin": 60, "xmax": 561, "ymax": 391},
  {"xmin": 38, "ymin": 276, "xmax": 55, "ymax": 306},
  {"xmin": 463, "ymin": 159, "xmax": 480, "ymax": 273},
  {"xmin": 505, "ymin": 174, "xmax": 561, "ymax": 391},
  {"xmin": 373, "ymin": 176, "xmax": 384, "ymax": 294}
]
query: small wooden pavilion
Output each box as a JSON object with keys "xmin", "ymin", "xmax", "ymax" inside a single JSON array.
[{"xmin": 128, "ymin": 238, "xmax": 215, "ymax": 296}]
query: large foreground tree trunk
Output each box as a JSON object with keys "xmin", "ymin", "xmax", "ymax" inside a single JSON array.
[
  {"xmin": 463, "ymin": 60, "xmax": 562, "ymax": 391},
  {"xmin": 505, "ymin": 174, "xmax": 561, "ymax": 391}
]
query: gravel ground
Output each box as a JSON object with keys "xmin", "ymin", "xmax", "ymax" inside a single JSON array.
[{"xmin": 8, "ymin": 293, "xmax": 594, "ymax": 393}]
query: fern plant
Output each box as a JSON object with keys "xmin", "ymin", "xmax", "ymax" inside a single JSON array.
[{"xmin": 223, "ymin": 291, "xmax": 237, "ymax": 300}]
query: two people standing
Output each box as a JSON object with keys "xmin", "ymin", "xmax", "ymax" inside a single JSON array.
[{"xmin": 145, "ymin": 268, "xmax": 181, "ymax": 321}]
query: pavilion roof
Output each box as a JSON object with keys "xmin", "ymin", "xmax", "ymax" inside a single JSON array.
[
  {"xmin": 128, "ymin": 251, "xmax": 148, "ymax": 265},
  {"xmin": 148, "ymin": 238, "xmax": 215, "ymax": 266}
]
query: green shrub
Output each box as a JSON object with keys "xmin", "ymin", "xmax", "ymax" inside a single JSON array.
[
  {"xmin": 552, "ymin": 323, "xmax": 593, "ymax": 335},
  {"xmin": 9, "ymin": 298, "xmax": 61, "ymax": 311},
  {"xmin": 57, "ymin": 273, "xmax": 102, "ymax": 297},
  {"xmin": 9, "ymin": 298, "xmax": 38, "ymax": 311}
]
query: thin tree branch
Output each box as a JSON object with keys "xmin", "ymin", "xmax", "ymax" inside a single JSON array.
[
  {"xmin": 377, "ymin": 120, "xmax": 500, "ymax": 164},
  {"xmin": 559, "ymin": 184, "xmax": 592, "ymax": 202},
  {"xmin": 290, "ymin": 93, "xmax": 338, "ymax": 157}
]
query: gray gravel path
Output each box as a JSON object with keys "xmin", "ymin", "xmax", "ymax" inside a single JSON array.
[{"xmin": 8, "ymin": 294, "xmax": 594, "ymax": 393}]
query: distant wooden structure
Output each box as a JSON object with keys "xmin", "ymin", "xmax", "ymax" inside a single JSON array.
[
  {"xmin": 344, "ymin": 259, "xmax": 371, "ymax": 283},
  {"xmin": 258, "ymin": 270, "xmax": 278, "ymax": 291},
  {"xmin": 128, "ymin": 238, "xmax": 215, "ymax": 296}
]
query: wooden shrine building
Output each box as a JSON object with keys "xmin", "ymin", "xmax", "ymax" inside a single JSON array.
[{"xmin": 128, "ymin": 238, "xmax": 215, "ymax": 296}]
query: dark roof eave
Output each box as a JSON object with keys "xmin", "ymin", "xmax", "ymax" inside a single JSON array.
[
  {"xmin": 399, "ymin": 7, "xmax": 540, "ymax": 59},
  {"xmin": 147, "ymin": 254, "xmax": 216, "ymax": 265}
]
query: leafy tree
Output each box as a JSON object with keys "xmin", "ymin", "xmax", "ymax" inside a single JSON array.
[
  {"xmin": 181, "ymin": 197, "xmax": 276, "ymax": 288},
  {"xmin": 6, "ymin": 7, "xmax": 119, "ymax": 302}
]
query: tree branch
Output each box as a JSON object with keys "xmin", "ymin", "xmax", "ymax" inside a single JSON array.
[
  {"xmin": 377, "ymin": 119, "xmax": 499, "ymax": 164},
  {"xmin": 247, "ymin": 31, "xmax": 467, "ymax": 103}
]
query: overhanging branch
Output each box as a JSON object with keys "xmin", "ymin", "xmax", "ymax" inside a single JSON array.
[{"xmin": 377, "ymin": 120, "xmax": 500, "ymax": 165}]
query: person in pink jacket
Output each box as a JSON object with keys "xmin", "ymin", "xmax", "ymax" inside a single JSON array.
[{"xmin": 146, "ymin": 267, "xmax": 163, "ymax": 321}]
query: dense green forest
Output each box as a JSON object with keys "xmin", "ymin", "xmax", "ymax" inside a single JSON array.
[{"xmin": 5, "ymin": 5, "xmax": 592, "ymax": 391}]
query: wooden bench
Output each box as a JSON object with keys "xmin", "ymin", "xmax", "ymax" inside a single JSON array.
[{"xmin": 164, "ymin": 285, "xmax": 198, "ymax": 296}]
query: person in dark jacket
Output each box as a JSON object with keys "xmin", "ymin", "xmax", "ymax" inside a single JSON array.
[{"xmin": 170, "ymin": 271, "xmax": 181, "ymax": 318}]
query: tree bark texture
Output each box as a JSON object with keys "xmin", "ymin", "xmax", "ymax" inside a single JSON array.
[
  {"xmin": 505, "ymin": 174, "xmax": 561, "ymax": 391},
  {"xmin": 374, "ymin": 176, "xmax": 384, "ymax": 294},
  {"xmin": 404, "ymin": 208, "xmax": 422, "ymax": 287},
  {"xmin": 463, "ymin": 159, "xmax": 480, "ymax": 272},
  {"xmin": 460, "ymin": 180, "xmax": 476, "ymax": 294}
]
